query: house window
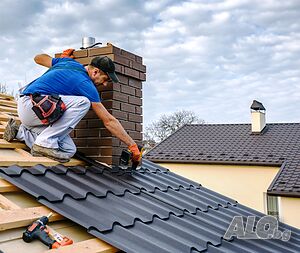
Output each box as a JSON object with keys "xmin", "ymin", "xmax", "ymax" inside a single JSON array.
[{"xmin": 266, "ymin": 195, "xmax": 279, "ymax": 220}]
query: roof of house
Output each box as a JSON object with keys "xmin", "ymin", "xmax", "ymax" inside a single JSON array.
[
  {"xmin": 1, "ymin": 159, "xmax": 299, "ymax": 253},
  {"xmin": 145, "ymin": 123, "xmax": 300, "ymax": 197}
]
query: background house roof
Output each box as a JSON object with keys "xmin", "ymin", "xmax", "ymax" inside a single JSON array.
[
  {"xmin": 1, "ymin": 159, "xmax": 299, "ymax": 253},
  {"xmin": 145, "ymin": 123, "xmax": 300, "ymax": 197}
]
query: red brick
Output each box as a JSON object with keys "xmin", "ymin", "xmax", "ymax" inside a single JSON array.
[
  {"xmin": 136, "ymin": 55, "xmax": 142, "ymax": 63},
  {"xmin": 124, "ymin": 67, "xmax": 140, "ymax": 79},
  {"xmin": 75, "ymin": 57, "xmax": 93, "ymax": 66},
  {"xmin": 132, "ymin": 61, "xmax": 146, "ymax": 72},
  {"xmin": 135, "ymin": 89, "xmax": 142, "ymax": 98},
  {"xmin": 135, "ymin": 106, "xmax": 142, "ymax": 114},
  {"xmin": 100, "ymin": 128, "xmax": 111, "ymax": 137},
  {"xmin": 101, "ymin": 147, "xmax": 113, "ymax": 156},
  {"xmin": 87, "ymin": 119, "xmax": 104, "ymax": 128},
  {"xmin": 102, "ymin": 91, "xmax": 128, "ymax": 103},
  {"xmin": 121, "ymin": 85, "xmax": 135, "ymax": 95},
  {"xmin": 102, "ymin": 100, "xmax": 121, "ymax": 110},
  {"xmin": 74, "ymin": 50, "xmax": 88, "ymax": 58},
  {"xmin": 117, "ymin": 74, "xmax": 129, "ymax": 85},
  {"xmin": 76, "ymin": 120, "xmax": 88, "ymax": 129},
  {"xmin": 121, "ymin": 103, "xmax": 135, "ymax": 113},
  {"xmin": 139, "ymin": 72, "xmax": 146, "ymax": 81},
  {"xmin": 111, "ymin": 110, "xmax": 128, "ymax": 120},
  {"xmin": 114, "ymin": 54, "xmax": 131, "ymax": 67},
  {"xmin": 115, "ymin": 64, "xmax": 124, "ymax": 74},
  {"xmin": 120, "ymin": 49, "xmax": 136, "ymax": 60},
  {"xmin": 83, "ymin": 109, "xmax": 98, "ymax": 119},
  {"xmin": 78, "ymin": 147, "xmax": 101, "ymax": 156},
  {"xmin": 129, "ymin": 96, "xmax": 142, "ymax": 106},
  {"xmin": 135, "ymin": 123, "xmax": 142, "ymax": 132},
  {"xmin": 88, "ymin": 46, "xmax": 113, "ymax": 56},
  {"xmin": 75, "ymin": 129, "xmax": 100, "ymax": 138},
  {"xmin": 120, "ymin": 120, "xmax": 136, "ymax": 131},
  {"xmin": 73, "ymin": 138, "xmax": 88, "ymax": 146},
  {"xmin": 128, "ymin": 79, "xmax": 142, "ymax": 89},
  {"xmin": 128, "ymin": 131, "xmax": 143, "ymax": 141},
  {"xmin": 129, "ymin": 113, "xmax": 142, "ymax": 123}
]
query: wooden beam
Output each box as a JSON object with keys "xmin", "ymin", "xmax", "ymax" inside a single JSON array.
[
  {"xmin": 0, "ymin": 93, "xmax": 15, "ymax": 100},
  {"xmin": 0, "ymin": 148, "xmax": 85, "ymax": 167},
  {"xmin": 0, "ymin": 206, "xmax": 64, "ymax": 231},
  {"xmin": 0, "ymin": 112, "xmax": 20, "ymax": 122},
  {"xmin": 0, "ymin": 139, "xmax": 27, "ymax": 149},
  {"xmin": 0, "ymin": 105, "xmax": 18, "ymax": 114},
  {"xmin": 0, "ymin": 100, "xmax": 17, "ymax": 108},
  {"xmin": 0, "ymin": 194, "xmax": 21, "ymax": 210},
  {"xmin": 0, "ymin": 178, "xmax": 19, "ymax": 193},
  {"xmin": 44, "ymin": 238, "xmax": 118, "ymax": 253}
]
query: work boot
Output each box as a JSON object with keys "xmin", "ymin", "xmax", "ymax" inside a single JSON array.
[
  {"xmin": 3, "ymin": 118, "xmax": 20, "ymax": 142},
  {"xmin": 31, "ymin": 144, "xmax": 70, "ymax": 163}
]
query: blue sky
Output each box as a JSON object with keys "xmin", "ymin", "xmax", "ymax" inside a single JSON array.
[{"xmin": 0, "ymin": 0, "xmax": 300, "ymax": 127}]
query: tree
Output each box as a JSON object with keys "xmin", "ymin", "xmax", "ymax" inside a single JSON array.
[
  {"xmin": 0, "ymin": 83, "xmax": 8, "ymax": 94},
  {"xmin": 0, "ymin": 83, "xmax": 14, "ymax": 97},
  {"xmin": 143, "ymin": 110, "xmax": 205, "ymax": 149}
]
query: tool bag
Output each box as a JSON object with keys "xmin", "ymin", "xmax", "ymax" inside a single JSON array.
[{"xmin": 30, "ymin": 93, "xmax": 66, "ymax": 125}]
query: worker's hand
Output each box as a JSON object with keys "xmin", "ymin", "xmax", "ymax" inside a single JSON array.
[
  {"xmin": 128, "ymin": 143, "xmax": 141, "ymax": 163},
  {"xmin": 60, "ymin": 48, "xmax": 75, "ymax": 58}
]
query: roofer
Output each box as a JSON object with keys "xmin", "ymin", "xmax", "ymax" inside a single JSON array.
[{"xmin": 3, "ymin": 49, "xmax": 141, "ymax": 163}]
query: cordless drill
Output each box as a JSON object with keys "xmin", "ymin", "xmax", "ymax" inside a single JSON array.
[
  {"xmin": 22, "ymin": 213, "xmax": 56, "ymax": 248},
  {"xmin": 120, "ymin": 145, "xmax": 144, "ymax": 170}
]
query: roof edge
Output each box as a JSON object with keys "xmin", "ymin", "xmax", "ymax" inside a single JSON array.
[
  {"xmin": 148, "ymin": 158, "xmax": 282, "ymax": 167},
  {"xmin": 267, "ymin": 190, "xmax": 300, "ymax": 198},
  {"xmin": 267, "ymin": 161, "xmax": 287, "ymax": 192}
]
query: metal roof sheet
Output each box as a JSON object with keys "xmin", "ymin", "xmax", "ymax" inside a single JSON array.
[
  {"xmin": 145, "ymin": 123, "xmax": 300, "ymax": 196},
  {"xmin": 0, "ymin": 159, "xmax": 299, "ymax": 253}
]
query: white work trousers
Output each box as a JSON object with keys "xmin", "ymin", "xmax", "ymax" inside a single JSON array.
[{"xmin": 16, "ymin": 95, "xmax": 90, "ymax": 158}]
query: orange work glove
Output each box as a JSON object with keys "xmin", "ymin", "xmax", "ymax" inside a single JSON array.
[
  {"xmin": 60, "ymin": 48, "xmax": 75, "ymax": 58},
  {"xmin": 128, "ymin": 143, "xmax": 141, "ymax": 163}
]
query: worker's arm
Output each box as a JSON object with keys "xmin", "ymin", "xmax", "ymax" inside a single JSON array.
[
  {"xmin": 34, "ymin": 54, "xmax": 53, "ymax": 68},
  {"xmin": 91, "ymin": 102, "xmax": 135, "ymax": 147}
]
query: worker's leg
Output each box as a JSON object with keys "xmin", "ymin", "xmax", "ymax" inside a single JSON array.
[
  {"xmin": 34, "ymin": 95, "xmax": 90, "ymax": 157},
  {"xmin": 16, "ymin": 96, "xmax": 47, "ymax": 148}
]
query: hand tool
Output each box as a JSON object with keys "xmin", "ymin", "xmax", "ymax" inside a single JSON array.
[
  {"xmin": 23, "ymin": 212, "xmax": 73, "ymax": 249},
  {"xmin": 22, "ymin": 213, "xmax": 55, "ymax": 248},
  {"xmin": 119, "ymin": 145, "xmax": 144, "ymax": 170}
]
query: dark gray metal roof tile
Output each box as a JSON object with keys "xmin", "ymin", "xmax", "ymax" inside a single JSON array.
[
  {"xmin": 0, "ymin": 160, "xmax": 299, "ymax": 253},
  {"xmin": 145, "ymin": 124, "xmax": 300, "ymax": 196}
]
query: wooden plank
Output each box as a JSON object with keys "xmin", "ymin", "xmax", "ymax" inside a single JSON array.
[
  {"xmin": 0, "ymin": 179, "xmax": 19, "ymax": 193},
  {"xmin": 0, "ymin": 149, "xmax": 85, "ymax": 167},
  {"xmin": 0, "ymin": 194, "xmax": 21, "ymax": 210},
  {"xmin": 0, "ymin": 139, "xmax": 26, "ymax": 149},
  {"xmin": 45, "ymin": 238, "xmax": 118, "ymax": 253},
  {"xmin": 0, "ymin": 112, "xmax": 20, "ymax": 122},
  {"xmin": 0, "ymin": 206, "xmax": 64, "ymax": 231},
  {"xmin": 0, "ymin": 100, "xmax": 17, "ymax": 108},
  {"xmin": 0, "ymin": 105, "xmax": 18, "ymax": 114},
  {"xmin": 0, "ymin": 93, "xmax": 15, "ymax": 101}
]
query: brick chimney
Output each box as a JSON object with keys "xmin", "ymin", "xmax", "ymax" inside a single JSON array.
[{"xmin": 55, "ymin": 43, "xmax": 146, "ymax": 165}]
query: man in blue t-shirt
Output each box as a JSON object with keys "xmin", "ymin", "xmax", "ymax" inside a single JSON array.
[{"xmin": 3, "ymin": 51, "xmax": 141, "ymax": 163}]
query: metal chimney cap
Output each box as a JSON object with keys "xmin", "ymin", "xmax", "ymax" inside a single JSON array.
[{"xmin": 251, "ymin": 100, "xmax": 266, "ymax": 111}]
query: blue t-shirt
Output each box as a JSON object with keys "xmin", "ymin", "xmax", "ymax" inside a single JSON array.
[{"xmin": 22, "ymin": 58, "xmax": 100, "ymax": 102}]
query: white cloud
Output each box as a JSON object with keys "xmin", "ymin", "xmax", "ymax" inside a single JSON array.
[{"xmin": 0, "ymin": 0, "xmax": 300, "ymax": 129}]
